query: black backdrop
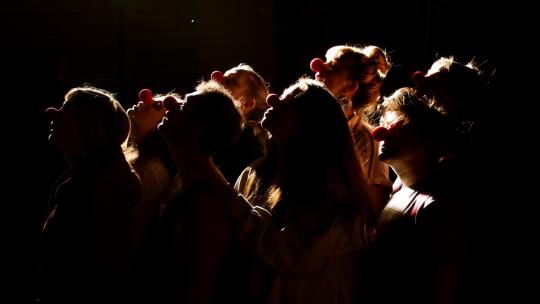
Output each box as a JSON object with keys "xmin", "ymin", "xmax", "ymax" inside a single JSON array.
[{"xmin": 2, "ymin": 0, "xmax": 503, "ymax": 302}]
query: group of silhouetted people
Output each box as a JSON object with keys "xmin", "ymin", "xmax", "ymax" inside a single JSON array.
[{"xmin": 38, "ymin": 46, "xmax": 492, "ymax": 304}]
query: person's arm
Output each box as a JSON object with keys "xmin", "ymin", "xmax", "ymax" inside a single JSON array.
[
  {"xmin": 257, "ymin": 214, "xmax": 351, "ymax": 277},
  {"xmin": 226, "ymin": 193, "xmax": 272, "ymax": 244},
  {"xmin": 225, "ymin": 192, "xmax": 364, "ymax": 278},
  {"xmin": 234, "ymin": 166, "xmax": 253, "ymax": 193}
]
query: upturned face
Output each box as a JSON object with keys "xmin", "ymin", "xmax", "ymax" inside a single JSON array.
[
  {"xmin": 261, "ymin": 93, "xmax": 299, "ymax": 147},
  {"xmin": 127, "ymin": 98, "xmax": 166, "ymax": 140},
  {"xmin": 45, "ymin": 101, "xmax": 81, "ymax": 155},
  {"xmin": 375, "ymin": 110, "xmax": 420, "ymax": 166},
  {"xmin": 310, "ymin": 57, "xmax": 351, "ymax": 98}
]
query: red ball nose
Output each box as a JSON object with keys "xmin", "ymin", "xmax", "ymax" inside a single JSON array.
[
  {"xmin": 163, "ymin": 96, "xmax": 181, "ymax": 111},
  {"xmin": 211, "ymin": 70, "xmax": 224, "ymax": 83},
  {"xmin": 411, "ymin": 71, "xmax": 425, "ymax": 85},
  {"xmin": 266, "ymin": 93, "xmax": 280, "ymax": 108},
  {"xmin": 371, "ymin": 126, "xmax": 389, "ymax": 142},
  {"xmin": 310, "ymin": 58, "xmax": 326, "ymax": 73},
  {"xmin": 139, "ymin": 89, "xmax": 154, "ymax": 105}
]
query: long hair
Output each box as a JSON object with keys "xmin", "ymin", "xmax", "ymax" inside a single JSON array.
[
  {"xmin": 223, "ymin": 63, "xmax": 270, "ymax": 121},
  {"xmin": 325, "ymin": 45, "xmax": 391, "ymax": 119},
  {"xmin": 244, "ymin": 79, "xmax": 372, "ymax": 227},
  {"xmin": 63, "ymin": 86, "xmax": 130, "ymax": 161}
]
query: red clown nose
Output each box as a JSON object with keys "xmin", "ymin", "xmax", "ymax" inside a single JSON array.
[
  {"xmin": 310, "ymin": 58, "xmax": 326, "ymax": 73},
  {"xmin": 211, "ymin": 70, "xmax": 224, "ymax": 83},
  {"xmin": 411, "ymin": 71, "xmax": 425, "ymax": 85},
  {"xmin": 163, "ymin": 95, "xmax": 181, "ymax": 111},
  {"xmin": 371, "ymin": 126, "xmax": 389, "ymax": 142},
  {"xmin": 266, "ymin": 93, "xmax": 280, "ymax": 108},
  {"xmin": 139, "ymin": 89, "xmax": 154, "ymax": 105}
]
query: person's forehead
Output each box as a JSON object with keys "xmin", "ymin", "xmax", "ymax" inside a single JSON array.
[
  {"xmin": 184, "ymin": 92, "xmax": 205, "ymax": 107},
  {"xmin": 60, "ymin": 98, "xmax": 79, "ymax": 112},
  {"xmin": 382, "ymin": 110, "xmax": 400, "ymax": 121},
  {"xmin": 185, "ymin": 91, "xmax": 200, "ymax": 99},
  {"xmin": 426, "ymin": 61, "xmax": 449, "ymax": 77},
  {"xmin": 224, "ymin": 69, "xmax": 237, "ymax": 76},
  {"xmin": 280, "ymin": 85, "xmax": 304, "ymax": 100},
  {"xmin": 225, "ymin": 70, "xmax": 250, "ymax": 83}
]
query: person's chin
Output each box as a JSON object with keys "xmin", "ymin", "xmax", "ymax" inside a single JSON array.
[
  {"xmin": 260, "ymin": 116, "xmax": 272, "ymax": 130},
  {"xmin": 157, "ymin": 120, "xmax": 168, "ymax": 135},
  {"xmin": 378, "ymin": 150, "xmax": 393, "ymax": 162}
]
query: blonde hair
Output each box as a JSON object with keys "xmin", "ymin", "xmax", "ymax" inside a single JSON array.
[
  {"xmin": 225, "ymin": 64, "xmax": 269, "ymax": 121},
  {"xmin": 325, "ymin": 45, "xmax": 391, "ymax": 116}
]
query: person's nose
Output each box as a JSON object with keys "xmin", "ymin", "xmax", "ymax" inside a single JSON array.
[
  {"xmin": 266, "ymin": 93, "xmax": 280, "ymax": 108},
  {"xmin": 310, "ymin": 58, "xmax": 327, "ymax": 73},
  {"xmin": 411, "ymin": 71, "xmax": 426, "ymax": 86},
  {"xmin": 139, "ymin": 88, "xmax": 154, "ymax": 105},
  {"xmin": 372, "ymin": 126, "xmax": 390, "ymax": 142},
  {"xmin": 163, "ymin": 95, "xmax": 181, "ymax": 112},
  {"xmin": 211, "ymin": 70, "xmax": 224, "ymax": 83}
]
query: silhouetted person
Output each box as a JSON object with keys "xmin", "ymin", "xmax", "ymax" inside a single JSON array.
[
  {"xmin": 233, "ymin": 79, "xmax": 372, "ymax": 304},
  {"xmin": 211, "ymin": 64, "xmax": 270, "ymax": 184},
  {"xmin": 371, "ymin": 88, "xmax": 471, "ymax": 304},
  {"xmin": 310, "ymin": 45, "xmax": 392, "ymax": 225},
  {"xmin": 124, "ymin": 89, "xmax": 176, "ymax": 261},
  {"xmin": 40, "ymin": 86, "xmax": 141, "ymax": 303},
  {"xmin": 149, "ymin": 81, "xmax": 248, "ymax": 304}
]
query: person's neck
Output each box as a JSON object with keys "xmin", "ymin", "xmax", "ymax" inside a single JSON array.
[
  {"xmin": 132, "ymin": 125, "xmax": 152, "ymax": 146},
  {"xmin": 64, "ymin": 150, "xmax": 85, "ymax": 174},
  {"xmin": 175, "ymin": 150, "xmax": 227, "ymax": 190},
  {"xmin": 390, "ymin": 157, "xmax": 437, "ymax": 192},
  {"xmin": 66, "ymin": 147, "xmax": 122, "ymax": 175}
]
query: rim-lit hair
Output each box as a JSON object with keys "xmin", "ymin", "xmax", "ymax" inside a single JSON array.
[
  {"xmin": 380, "ymin": 87, "xmax": 456, "ymax": 146},
  {"xmin": 225, "ymin": 63, "xmax": 269, "ymax": 121},
  {"xmin": 420, "ymin": 56, "xmax": 488, "ymax": 120},
  {"xmin": 245, "ymin": 78, "xmax": 372, "ymax": 228},
  {"xmin": 63, "ymin": 86, "xmax": 130, "ymax": 155},
  {"xmin": 188, "ymin": 80, "xmax": 244, "ymax": 155},
  {"xmin": 325, "ymin": 45, "xmax": 391, "ymax": 115}
]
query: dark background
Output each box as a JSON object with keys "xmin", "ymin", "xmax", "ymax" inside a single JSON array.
[{"xmin": 2, "ymin": 0, "xmax": 504, "ymax": 302}]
